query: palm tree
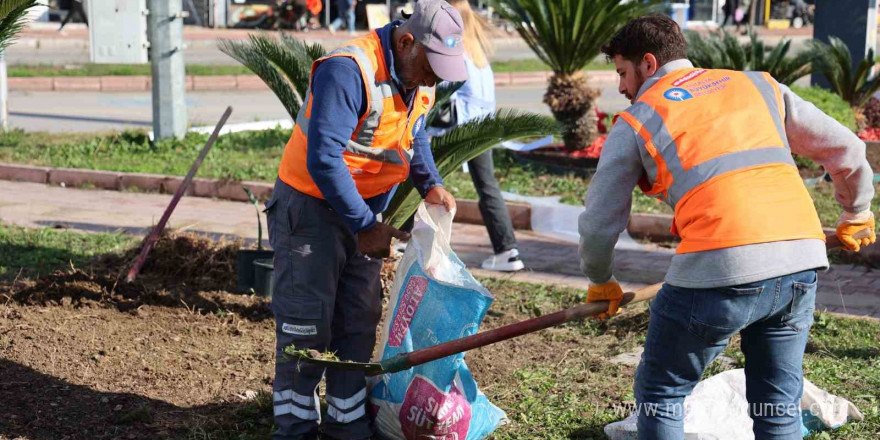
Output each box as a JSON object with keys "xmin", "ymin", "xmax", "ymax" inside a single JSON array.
[
  {"xmin": 0, "ymin": 0, "xmax": 37, "ymax": 52},
  {"xmin": 685, "ymin": 28, "xmax": 812, "ymax": 85},
  {"xmin": 384, "ymin": 109, "xmax": 558, "ymax": 228},
  {"xmin": 219, "ymin": 33, "xmax": 325, "ymax": 119},
  {"xmin": 219, "ymin": 34, "xmax": 560, "ymax": 227},
  {"xmin": 809, "ymin": 36, "xmax": 880, "ymax": 125},
  {"xmin": 490, "ymin": 0, "xmax": 657, "ymax": 151}
]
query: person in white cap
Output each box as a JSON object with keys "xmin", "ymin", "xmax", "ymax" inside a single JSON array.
[{"xmin": 265, "ymin": 1, "xmax": 468, "ymax": 439}]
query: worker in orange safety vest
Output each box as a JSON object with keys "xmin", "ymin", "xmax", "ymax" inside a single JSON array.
[
  {"xmin": 579, "ymin": 14, "xmax": 876, "ymax": 440},
  {"xmin": 265, "ymin": 1, "xmax": 466, "ymax": 439}
]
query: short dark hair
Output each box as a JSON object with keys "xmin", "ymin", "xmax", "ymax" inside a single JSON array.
[{"xmin": 601, "ymin": 14, "xmax": 688, "ymax": 66}]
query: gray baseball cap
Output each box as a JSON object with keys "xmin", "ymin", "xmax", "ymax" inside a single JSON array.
[{"xmin": 404, "ymin": 0, "xmax": 467, "ymax": 82}]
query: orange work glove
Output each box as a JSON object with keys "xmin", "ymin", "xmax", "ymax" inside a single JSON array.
[
  {"xmin": 587, "ymin": 279, "xmax": 624, "ymax": 320},
  {"xmin": 836, "ymin": 211, "xmax": 876, "ymax": 252}
]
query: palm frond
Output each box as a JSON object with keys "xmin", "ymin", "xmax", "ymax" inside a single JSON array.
[
  {"xmin": 685, "ymin": 30, "xmax": 721, "ymax": 69},
  {"xmin": 279, "ymin": 33, "xmax": 326, "ymax": 98},
  {"xmin": 219, "ymin": 33, "xmax": 325, "ymax": 119},
  {"xmin": 810, "ymin": 37, "xmax": 880, "ymax": 108},
  {"xmin": 830, "ymin": 37, "xmax": 854, "ymax": 102},
  {"xmin": 762, "ymin": 39, "xmax": 789, "ymax": 74},
  {"xmin": 490, "ymin": 0, "xmax": 659, "ymax": 75},
  {"xmin": 854, "ymin": 47, "xmax": 880, "ymax": 108},
  {"xmin": 219, "ymin": 37, "xmax": 302, "ymax": 119},
  {"xmin": 774, "ymin": 49, "xmax": 812, "ymax": 86},
  {"xmin": 687, "ymin": 27, "xmax": 810, "ymax": 85},
  {"xmin": 384, "ymin": 110, "xmax": 560, "ymax": 228},
  {"xmin": 0, "ymin": 0, "xmax": 34, "ymax": 21},
  {"xmin": 722, "ymin": 29, "xmax": 748, "ymax": 71},
  {"xmin": 0, "ymin": 0, "xmax": 37, "ymax": 52}
]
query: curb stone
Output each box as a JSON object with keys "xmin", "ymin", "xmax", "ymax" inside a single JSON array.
[
  {"xmin": 0, "ymin": 163, "xmax": 531, "ymax": 228},
  {"xmin": 8, "ymin": 70, "xmax": 618, "ymax": 92}
]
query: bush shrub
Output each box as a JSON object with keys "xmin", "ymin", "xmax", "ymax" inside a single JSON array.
[{"xmin": 790, "ymin": 86, "xmax": 856, "ymax": 131}]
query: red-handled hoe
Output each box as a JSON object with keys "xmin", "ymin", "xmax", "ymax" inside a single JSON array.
[{"xmin": 288, "ymin": 231, "xmax": 868, "ymax": 376}]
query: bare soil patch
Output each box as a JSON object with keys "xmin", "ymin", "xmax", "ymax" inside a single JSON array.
[{"xmin": 1, "ymin": 233, "xmax": 647, "ymax": 439}]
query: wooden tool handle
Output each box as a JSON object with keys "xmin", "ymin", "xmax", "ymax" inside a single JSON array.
[
  {"xmin": 406, "ymin": 282, "xmax": 661, "ymax": 368},
  {"xmin": 404, "ymin": 230, "xmax": 854, "ymax": 370},
  {"xmin": 125, "ymin": 107, "xmax": 233, "ymax": 282}
]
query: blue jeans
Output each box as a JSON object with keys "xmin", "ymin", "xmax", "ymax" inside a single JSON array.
[
  {"xmin": 635, "ymin": 270, "xmax": 818, "ymax": 440},
  {"xmin": 330, "ymin": 0, "xmax": 355, "ymax": 33}
]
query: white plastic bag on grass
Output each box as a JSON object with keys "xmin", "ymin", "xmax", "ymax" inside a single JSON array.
[
  {"xmin": 604, "ymin": 368, "xmax": 863, "ymax": 440},
  {"xmin": 368, "ymin": 203, "xmax": 507, "ymax": 440}
]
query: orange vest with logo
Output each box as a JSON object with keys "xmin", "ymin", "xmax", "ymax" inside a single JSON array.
[
  {"xmin": 618, "ymin": 68, "xmax": 824, "ymax": 254},
  {"xmin": 278, "ymin": 31, "xmax": 435, "ymax": 200}
]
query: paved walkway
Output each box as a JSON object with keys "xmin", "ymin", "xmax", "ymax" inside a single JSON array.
[
  {"xmin": 13, "ymin": 22, "xmax": 820, "ymax": 66},
  {"xmin": 1, "ymin": 180, "xmax": 878, "ymax": 318}
]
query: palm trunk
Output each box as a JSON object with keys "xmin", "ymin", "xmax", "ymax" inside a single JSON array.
[{"xmin": 543, "ymin": 71, "xmax": 600, "ymax": 151}]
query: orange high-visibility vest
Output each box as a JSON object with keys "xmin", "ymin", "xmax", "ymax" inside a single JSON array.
[
  {"xmin": 278, "ymin": 31, "xmax": 435, "ymax": 200},
  {"xmin": 618, "ymin": 68, "xmax": 825, "ymax": 254}
]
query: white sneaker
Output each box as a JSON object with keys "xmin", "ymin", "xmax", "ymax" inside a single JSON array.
[{"xmin": 481, "ymin": 248, "xmax": 525, "ymax": 272}]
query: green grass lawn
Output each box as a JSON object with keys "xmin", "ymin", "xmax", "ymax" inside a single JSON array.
[
  {"xmin": 0, "ymin": 223, "xmax": 135, "ymax": 280},
  {"xmin": 180, "ymin": 280, "xmax": 880, "ymax": 440},
  {"xmin": 2, "ymin": 225, "xmax": 878, "ymax": 439},
  {"xmin": 0, "ymin": 128, "xmax": 288, "ymax": 183},
  {"xmin": 0, "ymin": 129, "xmax": 875, "ymax": 229},
  {"xmin": 8, "ymin": 58, "xmax": 613, "ymax": 78},
  {"xmin": 491, "ymin": 58, "xmax": 614, "ymax": 73}
]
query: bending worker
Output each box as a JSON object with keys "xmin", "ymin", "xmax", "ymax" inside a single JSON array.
[
  {"xmin": 265, "ymin": 1, "xmax": 465, "ymax": 439},
  {"xmin": 580, "ymin": 14, "xmax": 875, "ymax": 440}
]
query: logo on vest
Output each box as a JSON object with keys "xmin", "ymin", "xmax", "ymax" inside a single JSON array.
[
  {"xmin": 412, "ymin": 114, "xmax": 426, "ymax": 137},
  {"xmin": 663, "ymin": 87, "xmax": 694, "ymax": 102}
]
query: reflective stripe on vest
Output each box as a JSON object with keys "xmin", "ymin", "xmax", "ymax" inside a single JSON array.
[
  {"xmin": 618, "ymin": 68, "xmax": 824, "ymax": 254},
  {"xmin": 277, "ymin": 31, "xmax": 435, "ymax": 200},
  {"xmin": 622, "ymin": 101, "xmax": 795, "ymax": 208},
  {"xmin": 293, "ymin": 44, "xmax": 405, "ymax": 166}
]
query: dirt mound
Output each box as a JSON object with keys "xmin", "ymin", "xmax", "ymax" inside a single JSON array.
[
  {"xmin": 126, "ymin": 232, "xmax": 241, "ymax": 292},
  {"xmin": 8, "ymin": 232, "xmax": 271, "ymax": 320}
]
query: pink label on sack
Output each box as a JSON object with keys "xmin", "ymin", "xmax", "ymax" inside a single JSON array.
[
  {"xmin": 400, "ymin": 375, "xmax": 472, "ymax": 440},
  {"xmin": 388, "ymin": 276, "xmax": 428, "ymax": 347}
]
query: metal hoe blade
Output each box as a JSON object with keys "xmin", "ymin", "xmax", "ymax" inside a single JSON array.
[{"xmin": 286, "ymin": 353, "xmax": 387, "ymax": 375}]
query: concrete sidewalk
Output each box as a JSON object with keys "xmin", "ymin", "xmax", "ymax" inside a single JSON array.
[
  {"xmin": 1, "ymin": 180, "xmax": 878, "ymax": 318},
  {"xmin": 11, "ymin": 22, "xmax": 821, "ymax": 66},
  {"xmin": 12, "ymin": 23, "xmax": 537, "ymax": 65}
]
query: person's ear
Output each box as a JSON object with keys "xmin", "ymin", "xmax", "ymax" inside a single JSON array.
[
  {"xmin": 642, "ymin": 53, "xmax": 659, "ymax": 77},
  {"xmin": 397, "ymin": 32, "xmax": 415, "ymax": 52}
]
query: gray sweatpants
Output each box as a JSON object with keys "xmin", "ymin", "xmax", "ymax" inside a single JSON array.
[{"xmin": 266, "ymin": 179, "xmax": 383, "ymax": 440}]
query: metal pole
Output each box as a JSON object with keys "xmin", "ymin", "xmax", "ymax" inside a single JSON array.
[
  {"xmin": 149, "ymin": 0, "xmax": 188, "ymax": 140},
  {"xmin": 0, "ymin": 52, "xmax": 7, "ymax": 131}
]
